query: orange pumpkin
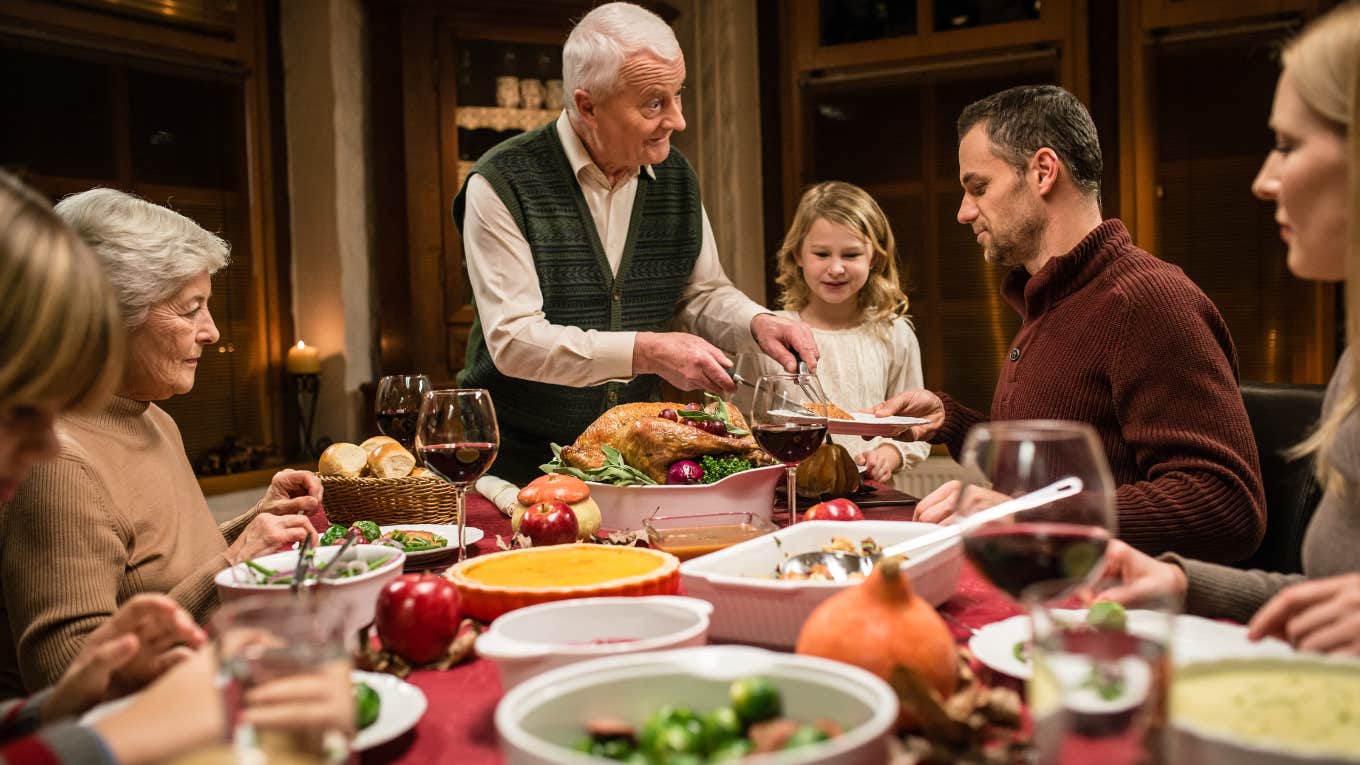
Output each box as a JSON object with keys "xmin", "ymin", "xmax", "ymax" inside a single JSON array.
[
  {"xmin": 517, "ymin": 473, "xmax": 591, "ymax": 506},
  {"xmin": 794, "ymin": 556, "xmax": 958, "ymax": 729}
]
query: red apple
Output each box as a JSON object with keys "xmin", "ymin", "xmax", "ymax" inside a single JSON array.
[
  {"xmin": 519, "ymin": 500, "xmax": 579, "ymax": 546},
  {"xmin": 375, "ymin": 573, "xmax": 461, "ymax": 664},
  {"xmin": 804, "ymin": 498, "xmax": 864, "ymax": 521}
]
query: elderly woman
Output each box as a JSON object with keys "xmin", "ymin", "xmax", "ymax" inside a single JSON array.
[
  {"xmin": 1100, "ymin": 1, "xmax": 1360, "ymax": 656},
  {"xmin": 0, "ymin": 187, "xmax": 319, "ymax": 695}
]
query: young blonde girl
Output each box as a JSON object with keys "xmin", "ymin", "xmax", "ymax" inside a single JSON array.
[{"xmin": 759, "ymin": 181, "xmax": 929, "ymax": 488}]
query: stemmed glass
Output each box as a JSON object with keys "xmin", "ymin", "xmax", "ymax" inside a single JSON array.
[
  {"xmin": 375, "ymin": 374, "xmax": 431, "ymax": 450},
  {"xmin": 750, "ymin": 373, "xmax": 830, "ymax": 525},
  {"xmin": 416, "ymin": 389, "xmax": 499, "ymax": 561},
  {"xmin": 954, "ymin": 420, "xmax": 1117, "ymax": 605}
]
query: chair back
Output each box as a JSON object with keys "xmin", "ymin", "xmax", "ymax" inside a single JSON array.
[{"xmin": 1237, "ymin": 381, "xmax": 1326, "ymax": 573}]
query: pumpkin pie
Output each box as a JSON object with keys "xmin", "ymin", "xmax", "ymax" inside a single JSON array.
[{"xmin": 446, "ymin": 544, "xmax": 680, "ymax": 620}]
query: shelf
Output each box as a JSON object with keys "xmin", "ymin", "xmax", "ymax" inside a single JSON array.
[{"xmin": 456, "ymin": 106, "xmax": 558, "ymax": 133}]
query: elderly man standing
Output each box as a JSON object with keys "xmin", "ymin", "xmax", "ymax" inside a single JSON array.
[
  {"xmin": 878, "ymin": 85, "xmax": 1265, "ymax": 563},
  {"xmin": 453, "ymin": 2, "xmax": 815, "ymax": 483}
]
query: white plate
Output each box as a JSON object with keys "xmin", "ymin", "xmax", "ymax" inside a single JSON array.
[
  {"xmin": 827, "ymin": 413, "xmax": 930, "ymax": 437},
  {"xmin": 352, "ymin": 669, "xmax": 427, "ymax": 750},
  {"xmin": 378, "ymin": 524, "xmax": 482, "ymax": 565},
  {"xmin": 82, "ymin": 670, "xmax": 425, "ymax": 752},
  {"xmin": 970, "ymin": 609, "xmax": 1297, "ymax": 680}
]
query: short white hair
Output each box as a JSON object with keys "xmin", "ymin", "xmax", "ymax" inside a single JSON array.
[
  {"xmin": 54, "ymin": 188, "xmax": 230, "ymax": 328},
  {"xmin": 563, "ymin": 2, "xmax": 681, "ymax": 119}
]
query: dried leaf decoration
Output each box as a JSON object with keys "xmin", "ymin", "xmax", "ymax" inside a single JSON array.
[
  {"xmin": 354, "ymin": 619, "xmax": 483, "ymax": 678},
  {"xmin": 887, "ymin": 650, "xmax": 1027, "ymax": 765}
]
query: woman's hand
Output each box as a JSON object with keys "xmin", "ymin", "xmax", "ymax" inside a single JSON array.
[
  {"xmin": 1092, "ymin": 539, "xmax": 1188, "ymax": 608},
  {"xmin": 252, "ymin": 468, "xmax": 323, "ymax": 517},
  {"xmin": 1248, "ymin": 573, "xmax": 1360, "ymax": 655},
  {"xmin": 41, "ymin": 594, "xmax": 206, "ymax": 722},
  {"xmin": 856, "ymin": 445, "xmax": 902, "ymax": 484},
  {"xmin": 227, "ymin": 512, "xmax": 317, "ymax": 563}
]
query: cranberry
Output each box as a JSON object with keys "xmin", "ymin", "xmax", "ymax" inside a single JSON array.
[
  {"xmin": 658, "ymin": 408, "xmax": 680, "ymax": 422},
  {"xmin": 695, "ymin": 419, "xmax": 728, "ymax": 437},
  {"xmin": 683, "ymin": 402, "xmax": 703, "ymax": 411}
]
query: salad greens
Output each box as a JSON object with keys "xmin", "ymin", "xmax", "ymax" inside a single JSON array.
[{"xmin": 244, "ymin": 554, "xmax": 392, "ymax": 586}]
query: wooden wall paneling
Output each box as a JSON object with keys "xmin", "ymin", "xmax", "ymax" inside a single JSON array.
[
  {"xmin": 1119, "ymin": 0, "xmax": 1159, "ymax": 252},
  {"xmin": 436, "ymin": 19, "xmax": 471, "ymax": 371},
  {"xmin": 918, "ymin": 85, "xmax": 944, "ymax": 393},
  {"xmin": 0, "ymin": 0, "xmax": 242, "ymax": 61},
  {"xmin": 1141, "ymin": 0, "xmax": 1321, "ymax": 31},
  {"xmin": 399, "ymin": 3, "xmax": 452, "ymax": 379},
  {"xmin": 1063, "ymin": 0, "xmax": 1090, "ymax": 104}
]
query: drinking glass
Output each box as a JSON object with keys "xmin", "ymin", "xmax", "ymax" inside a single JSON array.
[
  {"xmin": 374, "ymin": 374, "xmax": 431, "ymax": 450},
  {"xmin": 416, "ymin": 389, "xmax": 499, "ymax": 560},
  {"xmin": 1028, "ymin": 583, "xmax": 1175, "ymax": 765},
  {"xmin": 955, "ymin": 420, "xmax": 1117, "ymax": 604},
  {"xmin": 750, "ymin": 373, "xmax": 830, "ymax": 525},
  {"xmin": 214, "ymin": 596, "xmax": 352, "ymax": 764}
]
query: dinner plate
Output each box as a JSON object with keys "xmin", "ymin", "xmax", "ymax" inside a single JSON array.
[
  {"xmin": 82, "ymin": 670, "xmax": 425, "ymax": 752},
  {"xmin": 379, "ymin": 523, "xmax": 482, "ymax": 566},
  {"xmin": 826, "ymin": 413, "xmax": 930, "ymax": 437},
  {"xmin": 969, "ymin": 609, "xmax": 1296, "ymax": 679},
  {"xmin": 352, "ymin": 669, "xmax": 426, "ymax": 750}
]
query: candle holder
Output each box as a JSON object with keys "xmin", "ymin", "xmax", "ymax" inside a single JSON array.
[{"xmin": 292, "ymin": 372, "xmax": 323, "ymax": 458}]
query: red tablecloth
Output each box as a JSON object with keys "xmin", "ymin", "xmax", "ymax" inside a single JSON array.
[{"xmin": 360, "ymin": 492, "xmax": 1023, "ymax": 765}]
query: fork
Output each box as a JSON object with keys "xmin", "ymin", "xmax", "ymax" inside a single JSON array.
[{"xmin": 289, "ymin": 530, "xmax": 316, "ymax": 595}]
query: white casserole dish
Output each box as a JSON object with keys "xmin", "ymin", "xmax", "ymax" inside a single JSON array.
[
  {"xmin": 679, "ymin": 520, "xmax": 962, "ymax": 649},
  {"xmin": 587, "ymin": 464, "xmax": 784, "ymax": 532}
]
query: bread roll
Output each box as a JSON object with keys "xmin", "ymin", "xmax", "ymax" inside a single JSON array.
[
  {"xmin": 360, "ymin": 435, "xmax": 399, "ymax": 454},
  {"xmin": 318, "ymin": 442, "xmax": 367, "ymax": 477},
  {"xmin": 368, "ymin": 441, "xmax": 416, "ymax": 478},
  {"xmin": 409, "ymin": 467, "xmax": 431, "ymax": 478}
]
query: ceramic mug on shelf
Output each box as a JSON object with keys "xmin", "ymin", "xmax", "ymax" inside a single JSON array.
[
  {"xmin": 496, "ymin": 76, "xmax": 521, "ymax": 109},
  {"xmin": 519, "ymin": 78, "xmax": 544, "ymax": 110}
]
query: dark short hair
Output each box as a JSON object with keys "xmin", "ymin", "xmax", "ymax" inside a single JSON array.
[{"xmin": 957, "ymin": 85, "xmax": 1103, "ymax": 199}]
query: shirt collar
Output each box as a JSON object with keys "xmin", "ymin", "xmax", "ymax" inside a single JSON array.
[{"xmin": 556, "ymin": 110, "xmax": 656, "ymax": 184}]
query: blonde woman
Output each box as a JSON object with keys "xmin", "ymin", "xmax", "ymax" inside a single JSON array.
[
  {"xmin": 750, "ymin": 181, "xmax": 929, "ymax": 488},
  {"xmin": 1100, "ymin": 0, "xmax": 1360, "ymax": 656}
]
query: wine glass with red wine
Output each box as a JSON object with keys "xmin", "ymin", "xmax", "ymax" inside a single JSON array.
[
  {"xmin": 750, "ymin": 373, "xmax": 830, "ymax": 525},
  {"xmin": 955, "ymin": 420, "xmax": 1117, "ymax": 605},
  {"xmin": 375, "ymin": 374, "xmax": 432, "ymax": 450},
  {"xmin": 415, "ymin": 389, "xmax": 499, "ymax": 561}
]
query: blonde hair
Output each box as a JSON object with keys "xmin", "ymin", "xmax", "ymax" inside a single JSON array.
[
  {"xmin": 775, "ymin": 181, "xmax": 911, "ymax": 333},
  {"xmin": 1282, "ymin": 0, "xmax": 1360, "ymax": 488},
  {"xmin": 54, "ymin": 188, "xmax": 229, "ymax": 328},
  {"xmin": 0, "ymin": 171, "xmax": 124, "ymax": 413},
  {"xmin": 563, "ymin": 2, "xmax": 681, "ymax": 120}
]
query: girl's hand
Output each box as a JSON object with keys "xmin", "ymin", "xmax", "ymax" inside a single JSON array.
[
  {"xmin": 1093, "ymin": 539, "xmax": 1187, "ymax": 608},
  {"xmin": 93, "ymin": 648, "xmax": 225, "ymax": 765},
  {"xmin": 1248, "ymin": 573, "xmax": 1360, "ymax": 655},
  {"xmin": 856, "ymin": 445, "xmax": 901, "ymax": 484}
]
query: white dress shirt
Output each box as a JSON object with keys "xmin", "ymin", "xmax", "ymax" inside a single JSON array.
[{"xmin": 461, "ymin": 111, "xmax": 766, "ymax": 388}]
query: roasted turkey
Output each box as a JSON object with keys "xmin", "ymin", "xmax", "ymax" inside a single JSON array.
[{"xmin": 561, "ymin": 402, "xmax": 772, "ymax": 483}]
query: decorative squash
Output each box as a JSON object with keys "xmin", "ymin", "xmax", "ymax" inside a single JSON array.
[
  {"xmin": 796, "ymin": 439, "xmax": 861, "ymax": 498},
  {"xmin": 513, "ymin": 474, "xmax": 601, "ymax": 540},
  {"xmin": 795, "ymin": 557, "xmax": 958, "ymax": 729}
]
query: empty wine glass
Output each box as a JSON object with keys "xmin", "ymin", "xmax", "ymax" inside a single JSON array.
[
  {"xmin": 374, "ymin": 374, "xmax": 431, "ymax": 450},
  {"xmin": 955, "ymin": 420, "xmax": 1117, "ymax": 605},
  {"xmin": 416, "ymin": 389, "xmax": 499, "ymax": 561},
  {"xmin": 750, "ymin": 373, "xmax": 830, "ymax": 525}
]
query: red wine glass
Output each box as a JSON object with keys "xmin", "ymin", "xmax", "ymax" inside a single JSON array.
[
  {"xmin": 375, "ymin": 374, "xmax": 431, "ymax": 450},
  {"xmin": 415, "ymin": 389, "xmax": 499, "ymax": 561},
  {"xmin": 750, "ymin": 373, "xmax": 830, "ymax": 525},
  {"xmin": 955, "ymin": 420, "xmax": 1117, "ymax": 605}
]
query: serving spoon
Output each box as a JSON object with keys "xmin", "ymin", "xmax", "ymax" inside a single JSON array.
[{"xmin": 775, "ymin": 476, "xmax": 1084, "ymax": 581}]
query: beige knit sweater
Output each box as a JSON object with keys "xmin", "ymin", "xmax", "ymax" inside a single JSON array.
[{"xmin": 0, "ymin": 396, "xmax": 253, "ymax": 696}]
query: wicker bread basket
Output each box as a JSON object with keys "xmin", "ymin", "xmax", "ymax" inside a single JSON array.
[{"xmin": 319, "ymin": 474, "xmax": 460, "ymax": 526}]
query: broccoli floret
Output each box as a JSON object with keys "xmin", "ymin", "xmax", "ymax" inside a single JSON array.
[
  {"xmin": 699, "ymin": 454, "xmax": 753, "ymax": 484},
  {"xmin": 319, "ymin": 524, "xmax": 348, "ymax": 545},
  {"xmin": 350, "ymin": 520, "xmax": 381, "ymax": 542}
]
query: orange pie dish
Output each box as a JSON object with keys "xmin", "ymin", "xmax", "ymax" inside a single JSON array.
[{"xmin": 446, "ymin": 544, "xmax": 680, "ymax": 621}]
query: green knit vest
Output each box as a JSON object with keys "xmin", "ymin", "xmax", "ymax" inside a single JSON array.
[{"xmin": 451, "ymin": 122, "xmax": 702, "ymax": 447}]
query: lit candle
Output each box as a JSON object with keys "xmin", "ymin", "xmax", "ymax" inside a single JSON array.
[{"xmin": 286, "ymin": 340, "xmax": 321, "ymax": 375}]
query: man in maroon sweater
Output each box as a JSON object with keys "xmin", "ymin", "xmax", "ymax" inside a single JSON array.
[{"xmin": 878, "ymin": 85, "xmax": 1265, "ymax": 563}]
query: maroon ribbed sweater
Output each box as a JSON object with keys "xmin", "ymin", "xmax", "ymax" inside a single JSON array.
[{"xmin": 935, "ymin": 219, "xmax": 1265, "ymax": 562}]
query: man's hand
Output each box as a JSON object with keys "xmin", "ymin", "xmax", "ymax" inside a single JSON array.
[
  {"xmin": 634, "ymin": 331, "xmax": 735, "ymax": 392},
  {"xmin": 873, "ymin": 390, "xmax": 945, "ymax": 442},
  {"xmin": 750, "ymin": 313, "xmax": 819, "ymax": 374},
  {"xmin": 1248, "ymin": 573, "xmax": 1360, "ymax": 655},
  {"xmin": 227, "ymin": 513, "xmax": 317, "ymax": 564},
  {"xmin": 1092, "ymin": 539, "xmax": 1188, "ymax": 608},
  {"xmin": 42, "ymin": 595, "xmax": 206, "ymax": 722},
  {"xmin": 252, "ymin": 469, "xmax": 323, "ymax": 517},
  {"xmin": 856, "ymin": 445, "xmax": 901, "ymax": 484}
]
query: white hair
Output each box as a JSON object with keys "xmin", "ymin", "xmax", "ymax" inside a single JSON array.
[
  {"xmin": 54, "ymin": 188, "xmax": 229, "ymax": 328},
  {"xmin": 562, "ymin": 2, "xmax": 681, "ymax": 119}
]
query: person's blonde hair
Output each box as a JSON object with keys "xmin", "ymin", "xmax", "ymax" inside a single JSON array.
[
  {"xmin": 775, "ymin": 181, "xmax": 911, "ymax": 333},
  {"xmin": 1282, "ymin": 0, "xmax": 1360, "ymax": 488},
  {"xmin": 0, "ymin": 171, "xmax": 124, "ymax": 413}
]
